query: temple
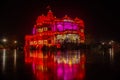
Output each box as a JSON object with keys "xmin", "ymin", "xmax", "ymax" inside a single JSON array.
[{"xmin": 24, "ymin": 10, "xmax": 85, "ymax": 49}]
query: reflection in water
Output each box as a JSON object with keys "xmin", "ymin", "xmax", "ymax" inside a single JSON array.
[
  {"xmin": 2, "ymin": 49, "xmax": 6, "ymax": 72},
  {"xmin": 25, "ymin": 50, "xmax": 86, "ymax": 80},
  {"xmin": 109, "ymin": 47, "xmax": 114, "ymax": 63},
  {"xmin": 1, "ymin": 49, "xmax": 18, "ymax": 73},
  {"xmin": 14, "ymin": 49, "xmax": 17, "ymax": 69}
]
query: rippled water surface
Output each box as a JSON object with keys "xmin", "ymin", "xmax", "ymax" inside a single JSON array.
[{"xmin": 0, "ymin": 49, "xmax": 120, "ymax": 80}]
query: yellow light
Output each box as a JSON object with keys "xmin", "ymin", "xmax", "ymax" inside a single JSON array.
[
  {"xmin": 30, "ymin": 41, "xmax": 34, "ymax": 45},
  {"xmin": 2, "ymin": 38, "xmax": 7, "ymax": 42},
  {"xmin": 14, "ymin": 40, "xmax": 17, "ymax": 44},
  {"xmin": 69, "ymin": 60, "xmax": 72, "ymax": 66}
]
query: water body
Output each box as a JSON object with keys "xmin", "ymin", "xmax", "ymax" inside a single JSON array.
[{"xmin": 0, "ymin": 49, "xmax": 120, "ymax": 80}]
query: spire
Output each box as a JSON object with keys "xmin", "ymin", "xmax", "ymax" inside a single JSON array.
[
  {"xmin": 46, "ymin": 5, "xmax": 53, "ymax": 18},
  {"xmin": 46, "ymin": 5, "xmax": 51, "ymax": 11},
  {"xmin": 63, "ymin": 15, "xmax": 70, "ymax": 20},
  {"xmin": 74, "ymin": 17, "xmax": 80, "ymax": 21},
  {"xmin": 47, "ymin": 10, "xmax": 53, "ymax": 17}
]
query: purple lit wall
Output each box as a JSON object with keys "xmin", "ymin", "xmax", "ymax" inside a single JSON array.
[
  {"xmin": 73, "ymin": 24, "xmax": 78, "ymax": 30},
  {"xmin": 64, "ymin": 22, "xmax": 72, "ymax": 30},
  {"xmin": 55, "ymin": 21, "xmax": 78, "ymax": 31},
  {"xmin": 32, "ymin": 27, "xmax": 35, "ymax": 34},
  {"xmin": 57, "ymin": 24, "xmax": 63, "ymax": 31}
]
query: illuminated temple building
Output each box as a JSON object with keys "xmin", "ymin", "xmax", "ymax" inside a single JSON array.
[{"xmin": 25, "ymin": 10, "xmax": 85, "ymax": 49}]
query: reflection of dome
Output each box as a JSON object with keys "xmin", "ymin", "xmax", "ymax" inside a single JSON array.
[
  {"xmin": 25, "ymin": 50, "xmax": 85, "ymax": 80},
  {"xmin": 54, "ymin": 51, "xmax": 81, "ymax": 65}
]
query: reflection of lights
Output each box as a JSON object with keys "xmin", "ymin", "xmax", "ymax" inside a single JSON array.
[
  {"xmin": 14, "ymin": 49, "xmax": 17, "ymax": 69},
  {"xmin": 25, "ymin": 50, "xmax": 85, "ymax": 80},
  {"xmin": 109, "ymin": 47, "xmax": 114, "ymax": 63},
  {"xmin": 108, "ymin": 40, "xmax": 114, "ymax": 63},
  {"xmin": 55, "ymin": 55, "xmax": 80, "ymax": 65},
  {"xmin": 2, "ymin": 49, "xmax": 6, "ymax": 72},
  {"xmin": 57, "ymin": 66, "xmax": 63, "ymax": 77},
  {"xmin": 68, "ymin": 60, "xmax": 72, "ymax": 65},
  {"xmin": 63, "ymin": 59, "xmax": 67, "ymax": 64}
]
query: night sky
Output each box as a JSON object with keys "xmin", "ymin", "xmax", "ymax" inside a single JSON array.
[{"xmin": 0, "ymin": 0, "xmax": 119, "ymax": 41}]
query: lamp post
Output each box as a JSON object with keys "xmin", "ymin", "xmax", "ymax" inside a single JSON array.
[
  {"xmin": 14, "ymin": 40, "xmax": 17, "ymax": 49},
  {"xmin": 2, "ymin": 38, "xmax": 7, "ymax": 48},
  {"xmin": 14, "ymin": 40, "xmax": 17, "ymax": 44}
]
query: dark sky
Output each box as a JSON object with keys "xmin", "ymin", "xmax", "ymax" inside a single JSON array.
[{"xmin": 0, "ymin": 0, "xmax": 119, "ymax": 41}]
